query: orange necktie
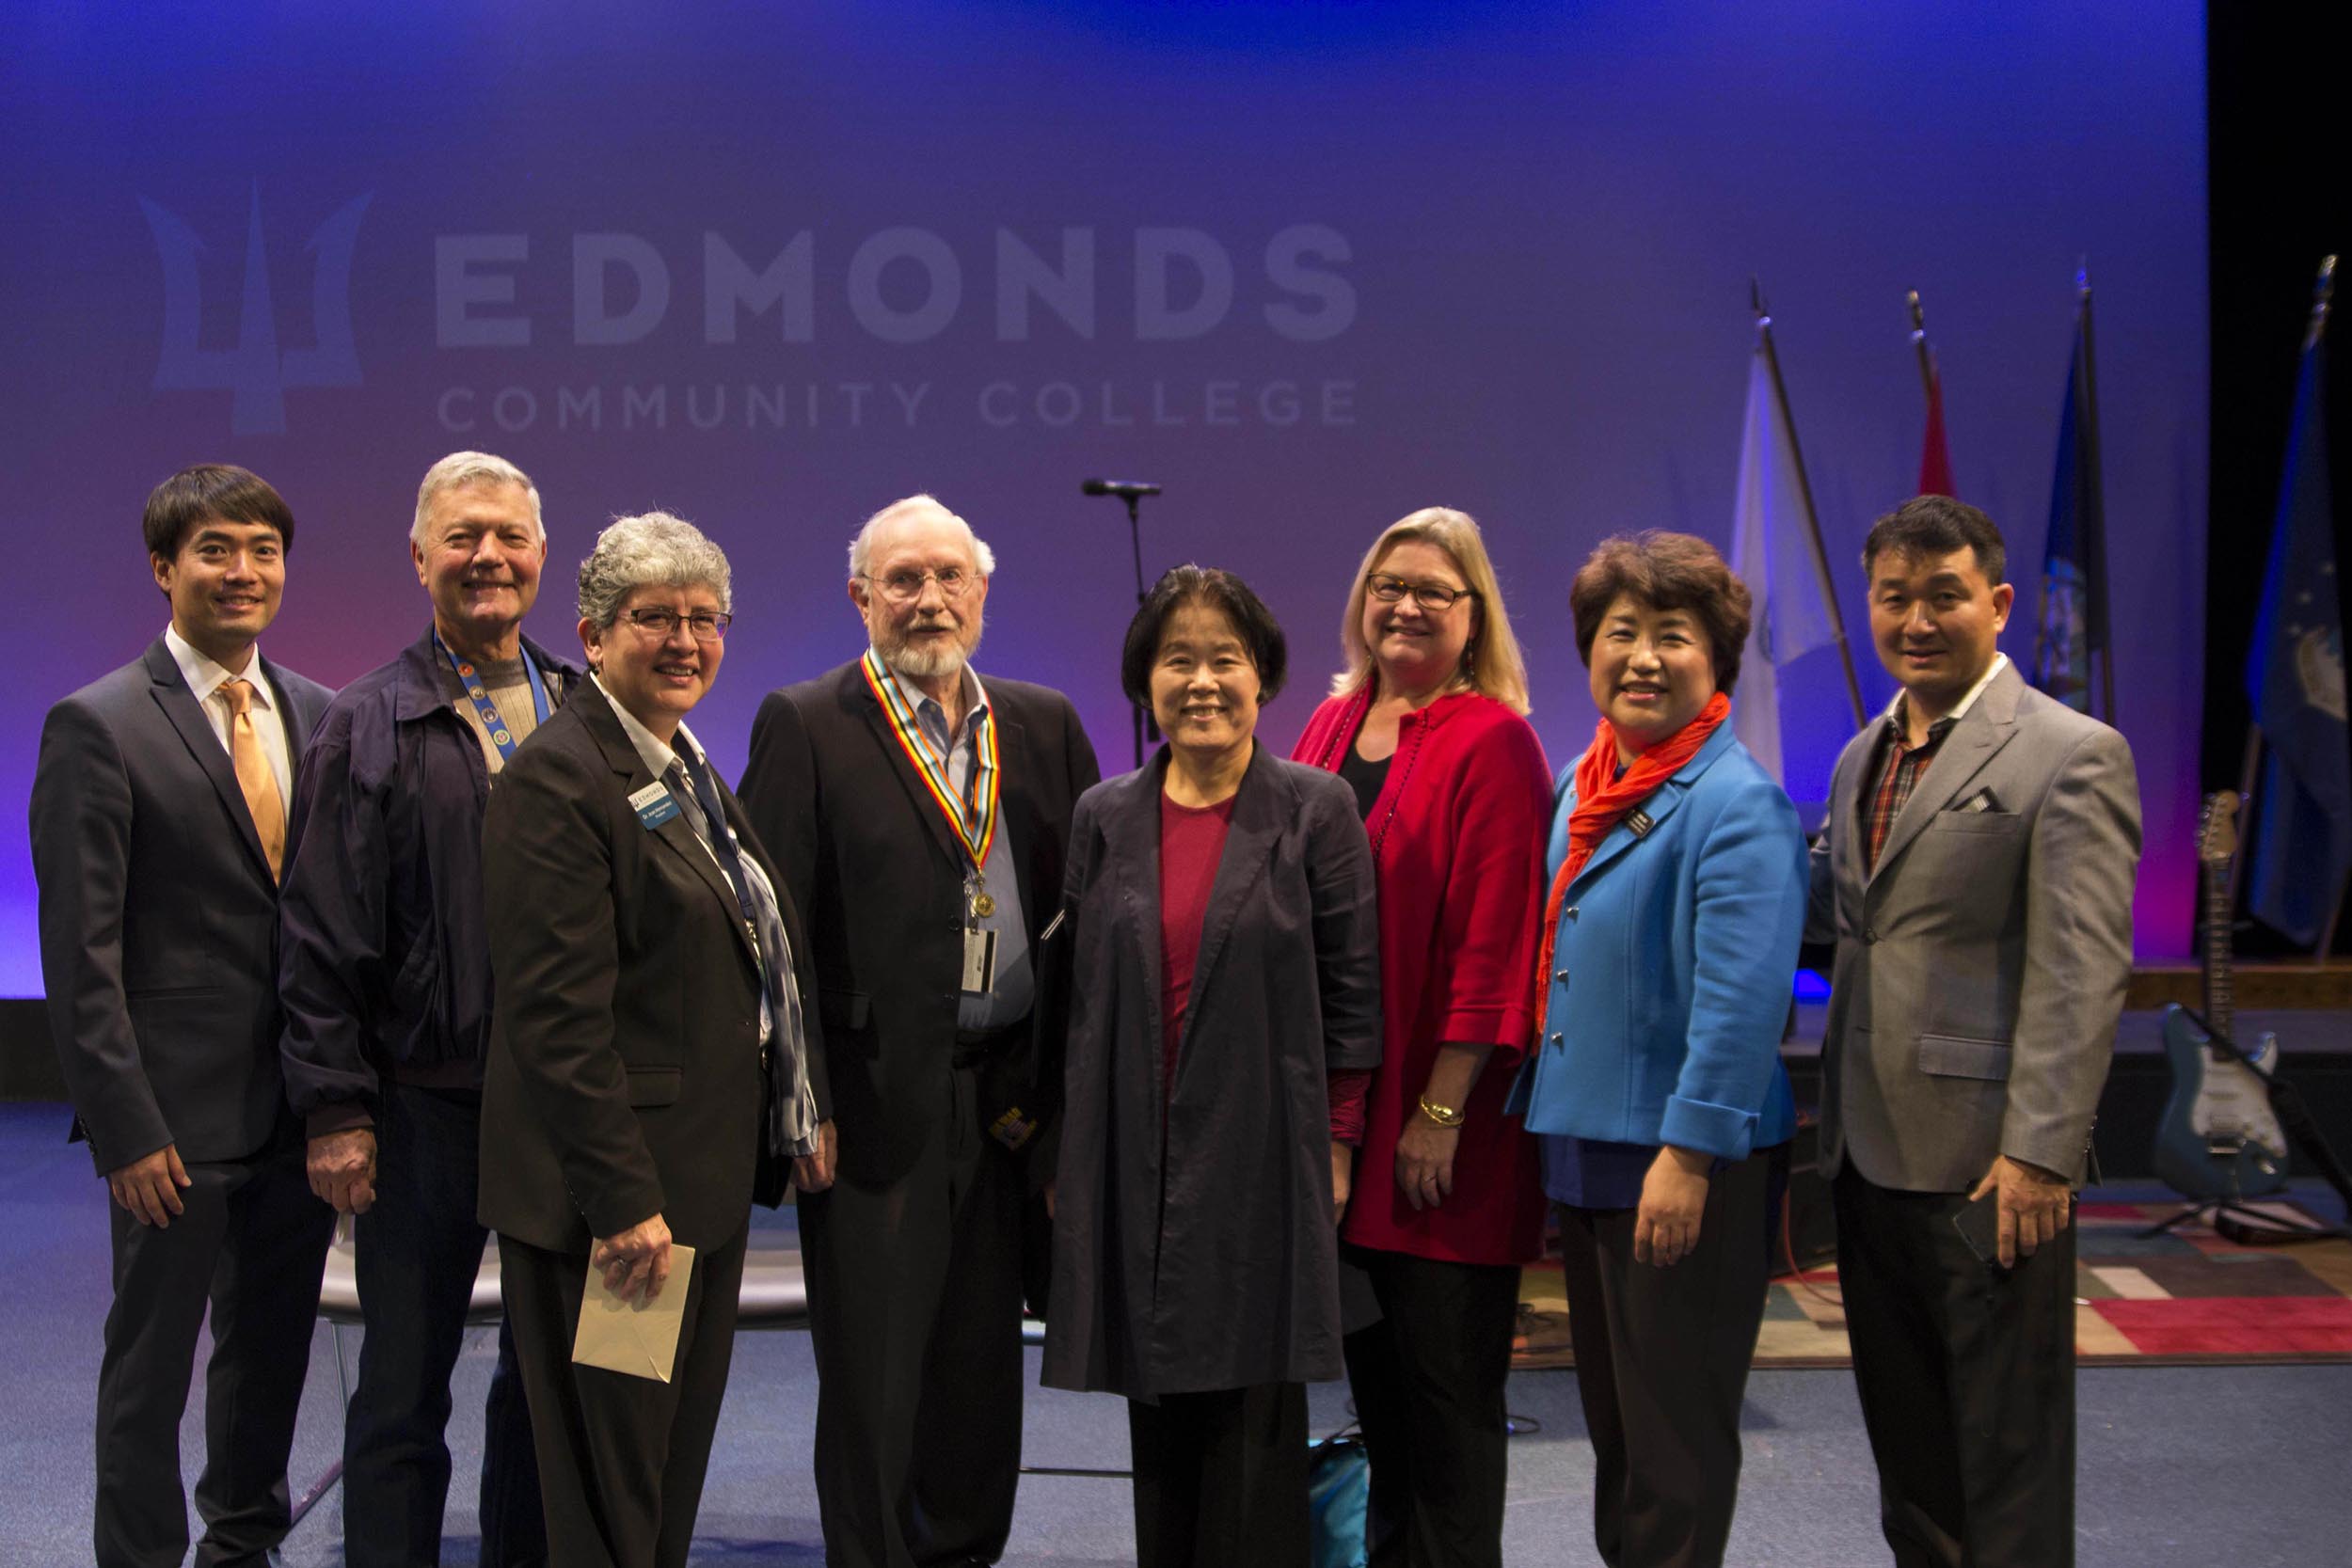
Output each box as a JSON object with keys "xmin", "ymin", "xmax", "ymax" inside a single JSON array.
[{"xmin": 219, "ymin": 678, "xmax": 286, "ymax": 879}]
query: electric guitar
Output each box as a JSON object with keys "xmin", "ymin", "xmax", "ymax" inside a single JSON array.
[{"xmin": 2153, "ymin": 791, "xmax": 2291, "ymax": 1202}]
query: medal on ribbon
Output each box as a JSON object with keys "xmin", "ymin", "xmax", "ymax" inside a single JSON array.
[{"xmin": 861, "ymin": 648, "xmax": 1001, "ymax": 919}]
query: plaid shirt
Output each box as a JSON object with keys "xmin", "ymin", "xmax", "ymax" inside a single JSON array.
[
  {"xmin": 1864, "ymin": 702, "xmax": 1958, "ymax": 873},
  {"xmin": 1862, "ymin": 654, "xmax": 2010, "ymax": 872}
]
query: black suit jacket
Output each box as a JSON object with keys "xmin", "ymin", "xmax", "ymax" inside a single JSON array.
[
  {"xmin": 739, "ymin": 659, "xmax": 1100, "ymax": 1187},
  {"xmin": 477, "ymin": 676, "xmax": 820, "ymax": 1255},
  {"xmin": 30, "ymin": 637, "xmax": 335, "ymax": 1172}
]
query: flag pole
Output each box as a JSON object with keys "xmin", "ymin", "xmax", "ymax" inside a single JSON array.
[
  {"xmin": 2306, "ymin": 252, "xmax": 2336, "ymax": 355},
  {"xmin": 2075, "ymin": 262, "xmax": 2116, "ymax": 723},
  {"xmin": 1906, "ymin": 290, "xmax": 1938, "ymax": 403},
  {"xmin": 1753, "ymin": 277, "xmax": 1867, "ymax": 727}
]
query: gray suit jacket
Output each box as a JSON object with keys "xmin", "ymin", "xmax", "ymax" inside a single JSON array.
[
  {"xmin": 1807, "ymin": 660, "xmax": 2139, "ymax": 1191},
  {"xmin": 30, "ymin": 638, "xmax": 335, "ymax": 1172}
]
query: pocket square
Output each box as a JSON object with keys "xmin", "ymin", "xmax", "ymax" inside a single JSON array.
[{"xmin": 1953, "ymin": 788, "xmax": 2003, "ymax": 814}]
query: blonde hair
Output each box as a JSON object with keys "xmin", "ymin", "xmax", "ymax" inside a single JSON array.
[{"xmin": 1330, "ymin": 507, "xmax": 1530, "ymax": 715}]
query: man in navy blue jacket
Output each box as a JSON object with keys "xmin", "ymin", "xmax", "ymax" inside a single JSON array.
[{"xmin": 278, "ymin": 452, "xmax": 576, "ymax": 1566}]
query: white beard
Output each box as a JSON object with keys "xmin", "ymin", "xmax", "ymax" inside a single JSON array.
[
  {"xmin": 880, "ymin": 614, "xmax": 983, "ymax": 683},
  {"xmin": 888, "ymin": 640, "xmax": 967, "ymax": 681}
]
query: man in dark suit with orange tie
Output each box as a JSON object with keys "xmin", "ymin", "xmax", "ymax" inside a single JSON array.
[{"xmin": 30, "ymin": 465, "xmax": 338, "ymax": 1568}]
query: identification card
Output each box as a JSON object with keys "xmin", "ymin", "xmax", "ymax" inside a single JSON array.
[
  {"xmin": 961, "ymin": 926, "xmax": 998, "ymax": 994},
  {"xmin": 629, "ymin": 781, "xmax": 681, "ymax": 831}
]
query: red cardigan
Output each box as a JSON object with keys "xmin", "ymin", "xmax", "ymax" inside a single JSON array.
[{"xmin": 1293, "ymin": 688, "xmax": 1553, "ymax": 1264}]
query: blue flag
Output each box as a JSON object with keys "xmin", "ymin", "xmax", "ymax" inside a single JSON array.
[
  {"xmin": 2243, "ymin": 341, "xmax": 2349, "ymax": 948},
  {"xmin": 2035, "ymin": 309, "xmax": 2106, "ymax": 711}
]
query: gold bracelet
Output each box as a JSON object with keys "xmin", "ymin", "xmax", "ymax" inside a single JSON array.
[{"xmin": 1417, "ymin": 1094, "xmax": 1467, "ymax": 1128}]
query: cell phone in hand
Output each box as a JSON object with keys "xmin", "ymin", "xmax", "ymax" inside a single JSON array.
[{"xmin": 1952, "ymin": 1191, "xmax": 2007, "ymax": 1268}]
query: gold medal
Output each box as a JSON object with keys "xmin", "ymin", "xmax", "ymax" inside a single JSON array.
[{"xmin": 972, "ymin": 891, "xmax": 997, "ymax": 919}]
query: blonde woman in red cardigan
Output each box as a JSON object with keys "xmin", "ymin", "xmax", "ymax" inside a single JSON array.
[{"xmin": 1291, "ymin": 507, "xmax": 1551, "ymax": 1568}]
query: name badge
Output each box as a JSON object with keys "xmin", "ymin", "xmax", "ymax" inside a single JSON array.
[
  {"xmin": 961, "ymin": 927, "xmax": 999, "ymax": 995},
  {"xmin": 629, "ymin": 781, "xmax": 681, "ymax": 831}
]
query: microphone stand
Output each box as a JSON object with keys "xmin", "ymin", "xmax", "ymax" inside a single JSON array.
[{"xmin": 1120, "ymin": 490, "xmax": 1159, "ymax": 770}]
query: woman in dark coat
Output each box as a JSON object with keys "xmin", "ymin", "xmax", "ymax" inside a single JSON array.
[{"xmin": 1043, "ymin": 565, "xmax": 1381, "ymax": 1568}]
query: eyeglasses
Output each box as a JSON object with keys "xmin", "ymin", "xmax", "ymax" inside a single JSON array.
[
  {"xmin": 622, "ymin": 608, "xmax": 733, "ymax": 641},
  {"xmin": 861, "ymin": 566, "xmax": 977, "ymax": 605},
  {"xmin": 1366, "ymin": 572, "xmax": 1477, "ymax": 612}
]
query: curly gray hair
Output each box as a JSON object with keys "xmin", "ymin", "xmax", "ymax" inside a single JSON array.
[{"xmin": 577, "ymin": 512, "xmax": 733, "ymax": 627}]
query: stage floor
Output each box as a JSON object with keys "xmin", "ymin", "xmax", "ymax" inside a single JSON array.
[{"xmin": 2, "ymin": 1102, "xmax": 2346, "ymax": 1565}]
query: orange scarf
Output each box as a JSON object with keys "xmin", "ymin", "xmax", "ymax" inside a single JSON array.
[{"xmin": 1534, "ymin": 690, "xmax": 1731, "ymax": 1024}]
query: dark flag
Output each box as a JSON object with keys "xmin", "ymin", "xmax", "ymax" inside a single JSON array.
[
  {"xmin": 2243, "ymin": 293, "xmax": 2347, "ymax": 948},
  {"xmin": 1918, "ymin": 374, "xmax": 1956, "ymax": 498},
  {"xmin": 2035, "ymin": 285, "xmax": 2108, "ymax": 712}
]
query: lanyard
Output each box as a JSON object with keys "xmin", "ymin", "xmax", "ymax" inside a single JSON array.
[
  {"xmin": 860, "ymin": 647, "xmax": 1001, "ymax": 876},
  {"xmin": 437, "ymin": 632, "xmax": 551, "ymax": 767}
]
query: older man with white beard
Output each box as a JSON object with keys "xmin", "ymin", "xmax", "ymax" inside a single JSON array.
[{"xmin": 740, "ymin": 495, "xmax": 1100, "ymax": 1568}]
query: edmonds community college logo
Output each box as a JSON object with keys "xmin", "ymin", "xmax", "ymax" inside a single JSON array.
[{"xmin": 139, "ymin": 186, "xmax": 373, "ymax": 436}]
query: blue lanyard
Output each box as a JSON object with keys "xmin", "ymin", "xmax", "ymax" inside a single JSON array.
[{"xmin": 435, "ymin": 632, "xmax": 551, "ymax": 766}]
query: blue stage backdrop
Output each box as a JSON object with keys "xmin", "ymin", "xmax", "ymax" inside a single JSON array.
[{"xmin": 0, "ymin": 3, "xmax": 2206, "ymax": 990}]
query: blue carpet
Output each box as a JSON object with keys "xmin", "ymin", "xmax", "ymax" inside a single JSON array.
[{"xmin": 2, "ymin": 1102, "xmax": 2344, "ymax": 1566}]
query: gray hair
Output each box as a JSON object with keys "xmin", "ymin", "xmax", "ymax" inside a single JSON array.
[
  {"xmin": 412, "ymin": 451, "xmax": 543, "ymax": 546},
  {"xmin": 577, "ymin": 512, "xmax": 733, "ymax": 627},
  {"xmin": 847, "ymin": 494, "xmax": 997, "ymax": 580}
]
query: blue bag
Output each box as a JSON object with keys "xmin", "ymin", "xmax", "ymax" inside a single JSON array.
[{"xmin": 1307, "ymin": 1429, "xmax": 1369, "ymax": 1568}]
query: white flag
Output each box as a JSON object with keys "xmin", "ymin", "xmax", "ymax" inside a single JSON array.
[{"xmin": 1729, "ymin": 348, "xmax": 1837, "ymax": 784}]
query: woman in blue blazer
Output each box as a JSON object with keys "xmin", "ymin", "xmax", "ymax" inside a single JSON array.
[{"xmin": 1506, "ymin": 531, "xmax": 1805, "ymax": 1568}]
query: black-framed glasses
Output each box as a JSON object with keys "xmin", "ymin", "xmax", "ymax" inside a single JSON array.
[
  {"xmin": 860, "ymin": 566, "xmax": 977, "ymax": 604},
  {"xmin": 1366, "ymin": 572, "xmax": 1477, "ymax": 612},
  {"xmin": 623, "ymin": 608, "xmax": 733, "ymax": 641}
]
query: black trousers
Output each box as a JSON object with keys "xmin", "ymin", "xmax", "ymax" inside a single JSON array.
[
  {"xmin": 498, "ymin": 1226, "xmax": 747, "ymax": 1568},
  {"xmin": 1127, "ymin": 1383, "xmax": 1310, "ymax": 1568},
  {"xmin": 1554, "ymin": 1148, "xmax": 1774, "ymax": 1568},
  {"xmin": 345, "ymin": 1083, "xmax": 545, "ymax": 1567},
  {"xmin": 94, "ymin": 1133, "xmax": 334, "ymax": 1568},
  {"xmin": 1833, "ymin": 1164, "xmax": 2077, "ymax": 1568},
  {"xmin": 801, "ymin": 1058, "xmax": 1025, "ymax": 1568},
  {"xmin": 1340, "ymin": 1247, "xmax": 1521, "ymax": 1568}
]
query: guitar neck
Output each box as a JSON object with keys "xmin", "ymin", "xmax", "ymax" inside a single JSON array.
[{"xmin": 2204, "ymin": 855, "xmax": 2234, "ymax": 1053}]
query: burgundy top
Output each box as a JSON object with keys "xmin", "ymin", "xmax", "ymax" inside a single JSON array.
[
  {"xmin": 1293, "ymin": 689, "xmax": 1554, "ymax": 1263},
  {"xmin": 1159, "ymin": 790, "xmax": 1368, "ymax": 1143}
]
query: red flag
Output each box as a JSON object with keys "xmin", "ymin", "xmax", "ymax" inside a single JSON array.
[{"xmin": 1918, "ymin": 376, "xmax": 1956, "ymax": 497}]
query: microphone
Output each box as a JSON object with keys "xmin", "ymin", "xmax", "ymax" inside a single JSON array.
[{"xmin": 1081, "ymin": 479, "xmax": 1163, "ymax": 500}]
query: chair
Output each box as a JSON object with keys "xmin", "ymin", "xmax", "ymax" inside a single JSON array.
[{"xmin": 294, "ymin": 1223, "xmax": 813, "ymax": 1522}]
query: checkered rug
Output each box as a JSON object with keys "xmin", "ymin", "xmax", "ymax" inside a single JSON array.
[{"xmin": 1513, "ymin": 1200, "xmax": 2352, "ymax": 1369}]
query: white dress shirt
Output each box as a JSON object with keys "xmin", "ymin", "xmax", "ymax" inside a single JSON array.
[{"xmin": 164, "ymin": 623, "xmax": 292, "ymax": 812}]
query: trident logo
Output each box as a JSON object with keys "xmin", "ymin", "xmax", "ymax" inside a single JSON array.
[{"xmin": 138, "ymin": 185, "xmax": 373, "ymax": 436}]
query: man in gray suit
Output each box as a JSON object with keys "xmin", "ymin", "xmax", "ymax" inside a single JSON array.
[
  {"xmin": 31, "ymin": 465, "xmax": 338, "ymax": 1568},
  {"xmin": 1809, "ymin": 495, "xmax": 2139, "ymax": 1568}
]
